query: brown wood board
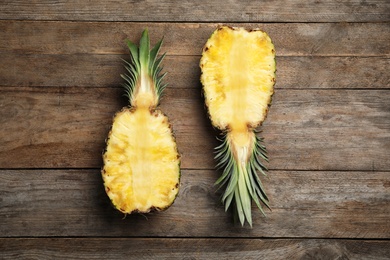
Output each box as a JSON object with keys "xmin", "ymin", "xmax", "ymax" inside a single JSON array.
[
  {"xmin": 0, "ymin": 87, "xmax": 389, "ymax": 170},
  {"xmin": 1, "ymin": 238, "xmax": 390, "ymax": 259},
  {"xmin": 0, "ymin": 0, "xmax": 389, "ymax": 258},
  {"xmin": 1, "ymin": 169, "xmax": 389, "ymax": 238},
  {"xmin": 0, "ymin": 0, "xmax": 389, "ymax": 22},
  {"xmin": 1, "ymin": 22, "xmax": 389, "ymax": 57}
]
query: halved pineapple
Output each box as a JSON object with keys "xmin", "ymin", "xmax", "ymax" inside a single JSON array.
[
  {"xmin": 102, "ymin": 29, "xmax": 180, "ymax": 214},
  {"xmin": 200, "ymin": 26, "xmax": 276, "ymax": 226}
]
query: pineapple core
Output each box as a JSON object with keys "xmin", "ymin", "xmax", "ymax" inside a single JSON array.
[
  {"xmin": 200, "ymin": 26, "xmax": 276, "ymax": 226},
  {"xmin": 103, "ymin": 108, "xmax": 179, "ymax": 213},
  {"xmin": 202, "ymin": 27, "xmax": 275, "ymax": 133},
  {"xmin": 102, "ymin": 29, "xmax": 180, "ymax": 214}
]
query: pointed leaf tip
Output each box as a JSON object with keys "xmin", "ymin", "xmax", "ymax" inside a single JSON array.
[
  {"xmin": 139, "ymin": 28, "xmax": 150, "ymax": 68},
  {"xmin": 125, "ymin": 39, "xmax": 140, "ymax": 70}
]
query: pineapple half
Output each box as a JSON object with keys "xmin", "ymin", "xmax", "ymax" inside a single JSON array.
[
  {"xmin": 200, "ymin": 26, "xmax": 276, "ymax": 226},
  {"xmin": 102, "ymin": 29, "xmax": 180, "ymax": 214}
]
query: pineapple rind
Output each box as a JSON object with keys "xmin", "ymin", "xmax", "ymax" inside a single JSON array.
[
  {"xmin": 102, "ymin": 29, "xmax": 180, "ymax": 215},
  {"xmin": 200, "ymin": 26, "xmax": 275, "ymax": 131},
  {"xmin": 103, "ymin": 108, "xmax": 180, "ymax": 214},
  {"xmin": 201, "ymin": 26, "xmax": 276, "ymax": 226}
]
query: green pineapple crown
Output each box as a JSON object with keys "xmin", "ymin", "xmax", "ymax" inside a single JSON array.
[
  {"xmin": 214, "ymin": 131, "xmax": 271, "ymax": 227},
  {"xmin": 121, "ymin": 29, "xmax": 167, "ymax": 108}
]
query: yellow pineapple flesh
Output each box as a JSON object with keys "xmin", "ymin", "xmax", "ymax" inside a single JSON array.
[
  {"xmin": 102, "ymin": 29, "xmax": 180, "ymax": 214},
  {"xmin": 200, "ymin": 26, "xmax": 276, "ymax": 226}
]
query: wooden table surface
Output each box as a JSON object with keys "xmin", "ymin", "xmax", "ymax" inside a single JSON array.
[{"xmin": 1, "ymin": 1, "xmax": 389, "ymax": 259}]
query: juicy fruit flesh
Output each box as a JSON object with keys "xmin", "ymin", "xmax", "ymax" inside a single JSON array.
[
  {"xmin": 201, "ymin": 27, "xmax": 275, "ymax": 133},
  {"xmin": 200, "ymin": 26, "xmax": 276, "ymax": 226},
  {"xmin": 103, "ymin": 108, "xmax": 180, "ymax": 213},
  {"xmin": 102, "ymin": 29, "xmax": 180, "ymax": 215}
]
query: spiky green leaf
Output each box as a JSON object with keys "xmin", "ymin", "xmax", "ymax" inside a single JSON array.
[
  {"xmin": 214, "ymin": 130, "xmax": 270, "ymax": 226},
  {"xmin": 139, "ymin": 29, "xmax": 150, "ymax": 69},
  {"xmin": 122, "ymin": 29, "xmax": 167, "ymax": 106}
]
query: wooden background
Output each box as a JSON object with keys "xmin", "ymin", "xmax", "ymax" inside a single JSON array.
[{"xmin": 0, "ymin": 1, "xmax": 389, "ymax": 259}]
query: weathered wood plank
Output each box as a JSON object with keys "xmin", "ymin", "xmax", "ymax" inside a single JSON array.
[
  {"xmin": 0, "ymin": 169, "xmax": 389, "ymax": 238},
  {"xmin": 268, "ymin": 89, "xmax": 390, "ymax": 171},
  {"xmin": 0, "ymin": 86, "xmax": 215, "ymax": 169},
  {"xmin": 0, "ymin": 87, "xmax": 389, "ymax": 171},
  {"xmin": 0, "ymin": 0, "xmax": 389, "ymax": 22},
  {"xmin": 1, "ymin": 238, "xmax": 389, "ymax": 259},
  {"xmin": 0, "ymin": 0, "xmax": 387, "ymax": 254},
  {"xmin": 1, "ymin": 21, "xmax": 389, "ymax": 56},
  {"xmin": 1, "ymin": 54, "xmax": 388, "ymax": 89}
]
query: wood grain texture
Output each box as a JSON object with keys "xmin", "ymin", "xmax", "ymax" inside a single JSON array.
[
  {"xmin": 0, "ymin": 1, "xmax": 389, "ymax": 257},
  {"xmin": 1, "ymin": 238, "xmax": 389, "ymax": 260},
  {"xmin": 0, "ymin": 87, "xmax": 389, "ymax": 170},
  {"xmin": 0, "ymin": 0, "xmax": 389, "ymax": 22},
  {"xmin": 0, "ymin": 169, "xmax": 389, "ymax": 238},
  {"xmin": 1, "ymin": 54, "xmax": 389, "ymax": 89},
  {"xmin": 1, "ymin": 21, "xmax": 389, "ymax": 56}
]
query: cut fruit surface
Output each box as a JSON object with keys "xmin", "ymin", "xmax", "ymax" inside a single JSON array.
[
  {"xmin": 200, "ymin": 26, "xmax": 276, "ymax": 226},
  {"xmin": 102, "ymin": 29, "xmax": 180, "ymax": 214},
  {"xmin": 201, "ymin": 26, "xmax": 275, "ymax": 131}
]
